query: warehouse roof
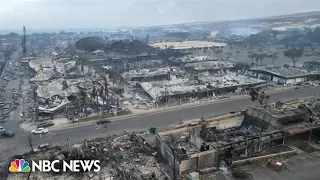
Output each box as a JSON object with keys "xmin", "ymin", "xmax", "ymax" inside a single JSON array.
[{"xmin": 250, "ymin": 66, "xmax": 311, "ymax": 78}]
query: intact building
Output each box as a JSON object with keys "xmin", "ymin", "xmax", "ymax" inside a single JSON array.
[{"xmin": 248, "ymin": 66, "xmax": 312, "ymax": 85}]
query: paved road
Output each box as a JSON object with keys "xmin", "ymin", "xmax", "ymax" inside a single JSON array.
[
  {"xmin": 0, "ymin": 52, "xmax": 27, "ymax": 161},
  {"xmin": 30, "ymin": 86, "xmax": 320, "ymax": 146}
]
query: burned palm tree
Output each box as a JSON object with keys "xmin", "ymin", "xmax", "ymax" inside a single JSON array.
[
  {"xmin": 91, "ymin": 86, "xmax": 97, "ymax": 104},
  {"xmin": 258, "ymin": 91, "xmax": 270, "ymax": 105},
  {"xmin": 78, "ymin": 86, "xmax": 88, "ymax": 118},
  {"xmin": 249, "ymin": 88, "xmax": 270, "ymax": 107},
  {"xmin": 103, "ymin": 76, "xmax": 110, "ymax": 113},
  {"xmin": 32, "ymin": 85, "xmax": 39, "ymax": 122},
  {"xmin": 99, "ymin": 86, "xmax": 105, "ymax": 114}
]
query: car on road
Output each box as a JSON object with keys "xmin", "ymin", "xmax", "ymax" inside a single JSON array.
[
  {"xmin": 97, "ymin": 119, "xmax": 111, "ymax": 125},
  {"xmin": 0, "ymin": 126, "xmax": 5, "ymax": 132},
  {"xmin": 1, "ymin": 129, "xmax": 14, "ymax": 137},
  {"xmin": 31, "ymin": 128, "xmax": 49, "ymax": 134}
]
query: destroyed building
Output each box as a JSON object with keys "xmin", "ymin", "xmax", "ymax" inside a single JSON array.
[
  {"xmin": 169, "ymin": 55, "xmax": 218, "ymax": 66},
  {"xmin": 88, "ymin": 54, "xmax": 159, "ymax": 68},
  {"xmin": 156, "ymin": 113, "xmax": 285, "ymax": 177},
  {"xmin": 184, "ymin": 61, "xmax": 236, "ymax": 73},
  {"xmin": 303, "ymin": 60, "xmax": 320, "ymax": 71},
  {"xmin": 28, "ymin": 58, "xmax": 77, "ymax": 82},
  {"xmin": 122, "ymin": 67, "xmax": 171, "ymax": 82},
  {"xmin": 7, "ymin": 132, "xmax": 169, "ymax": 180},
  {"xmin": 24, "ymin": 56, "xmax": 122, "ymax": 118},
  {"xmin": 138, "ymin": 72, "xmax": 265, "ymax": 104},
  {"xmin": 247, "ymin": 99, "xmax": 320, "ymax": 135}
]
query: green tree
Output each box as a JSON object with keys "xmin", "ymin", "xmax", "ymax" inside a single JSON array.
[
  {"xmin": 284, "ymin": 48, "xmax": 304, "ymax": 66},
  {"xmin": 165, "ymin": 32, "xmax": 190, "ymax": 40},
  {"xmin": 65, "ymin": 45, "xmax": 77, "ymax": 56},
  {"xmin": 75, "ymin": 37, "xmax": 105, "ymax": 52}
]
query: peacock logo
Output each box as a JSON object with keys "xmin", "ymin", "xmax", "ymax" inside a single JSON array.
[{"xmin": 9, "ymin": 159, "xmax": 31, "ymax": 172}]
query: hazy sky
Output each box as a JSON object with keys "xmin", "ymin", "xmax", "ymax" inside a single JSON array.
[{"xmin": 0, "ymin": 0, "xmax": 319, "ymax": 29}]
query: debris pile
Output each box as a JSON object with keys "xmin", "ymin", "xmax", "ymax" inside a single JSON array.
[{"xmin": 7, "ymin": 132, "xmax": 168, "ymax": 180}]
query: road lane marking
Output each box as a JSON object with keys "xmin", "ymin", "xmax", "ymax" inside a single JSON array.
[
  {"xmin": 47, "ymin": 135, "xmax": 55, "ymax": 139},
  {"xmin": 53, "ymin": 126, "xmax": 94, "ymax": 134}
]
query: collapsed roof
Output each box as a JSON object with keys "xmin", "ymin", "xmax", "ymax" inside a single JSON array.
[
  {"xmin": 139, "ymin": 73, "xmax": 265, "ymax": 100},
  {"xmin": 185, "ymin": 61, "xmax": 236, "ymax": 71},
  {"xmin": 29, "ymin": 58, "xmax": 76, "ymax": 82}
]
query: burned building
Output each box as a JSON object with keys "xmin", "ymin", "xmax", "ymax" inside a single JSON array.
[
  {"xmin": 155, "ymin": 113, "xmax": 285, "ymax": 177},
  {"xmin": 122, "ymin": 67, "xmax": 171, "ymax": 82},
  {"xmin": 184, "ymin": 61, "xmax": 237, "ymax": 74},
  {"xmin": 303, "ymin": 60, "xmax": 320, "ymax": 71},
  {"xmin": 247, "ymin": 101, "xmax": 310, "ymax": 128},
  {"xmin": 247, "ymin": 100, "xmax": 317, "ymax": 135},
  {"xmin": 138, "ymin": 73, "xmax": 265, "ymax": 104}
]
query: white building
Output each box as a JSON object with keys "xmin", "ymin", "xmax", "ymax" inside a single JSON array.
[{"xmin": 248, "ymin": 66, "xmax": 312, "ymax": 85}]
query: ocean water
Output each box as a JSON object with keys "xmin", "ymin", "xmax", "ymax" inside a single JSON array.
[{"xmin": 0, "ymin": 28, "xmax": 111, "ymax": 35}]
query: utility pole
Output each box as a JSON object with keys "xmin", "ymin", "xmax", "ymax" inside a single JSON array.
[
  {"xmin": 309, "ymin": 128, "xmax": 313, "ymax": 143},
  {"xmin": 22, "ymin": 26, "xmax": 27, "ymax": 57},
  {"xmin": 33, "ymin": 85, "xmax": 39, "ymax": 122}
]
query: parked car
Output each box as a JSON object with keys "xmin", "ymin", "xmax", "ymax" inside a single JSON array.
[
  {"xmin": 97, "ymin": 119, "xmax": 111, "ymax": 125},
  {"xmin": 78, "ymin": 113, "xmax": 86, "ymax": 118},
  {"xmin": 37, "ymin": 121, "xmax": 54, "ymax": 128},
  {"xmin": 34, "ymin": 143, "xmax": 51, "ymax": 152},
  {"xmin": 1, "ymin": 129, "xmax": 14, "ymax": 137},
  {"xmin": 31, "ymin": 128, "xmax": 49, "ymax": 134}
]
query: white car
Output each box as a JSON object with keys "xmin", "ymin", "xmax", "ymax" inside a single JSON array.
[
  {"xmin": 0, "ymin": 126, "xmax": 5, "ymax": 133},
  {"xmin": 31, "ymin": 128, "xmax": 49, "ymax": 134}
]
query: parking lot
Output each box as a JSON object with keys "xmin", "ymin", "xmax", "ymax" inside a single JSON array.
[{"xmin": 230, "ymin": 152, "xmax": 320, "ymax": 180}]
